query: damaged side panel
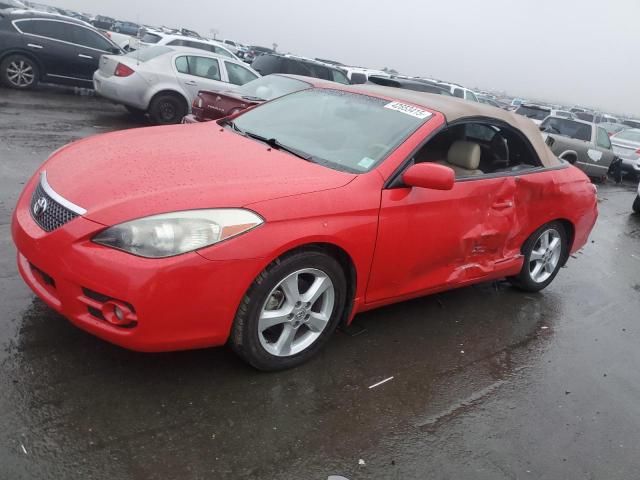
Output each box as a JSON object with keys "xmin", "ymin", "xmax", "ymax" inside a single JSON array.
[{"xmin": 366, "ymin": 176, "xmax": 520, "ymax": 303}]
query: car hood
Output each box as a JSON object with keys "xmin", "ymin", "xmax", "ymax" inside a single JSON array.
[
  {"xmin": 43, "ymin": 122, "xmax": 356, "ymax": 225},
  {"xmin": 611, "ymin": 137, "xmax": 640, "ymax": 149}
]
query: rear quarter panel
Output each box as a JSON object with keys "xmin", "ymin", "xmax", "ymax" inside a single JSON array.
[
  {"xmin": 512, "ymin": 165, "xmax": 597, "ymax": 255},
  {"xmin": 548, "ymin": 135, "xmax": 611, "ymax": 176}
]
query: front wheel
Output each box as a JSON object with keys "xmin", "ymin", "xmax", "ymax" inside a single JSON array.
[
  {"xmin": 230, "ymin": 251, "xmax": 347, "ymax": 371},
  {"xmin": 510, "ymin": 222, "xmax": 567, "ymax": 292},
  {"xmin": 633, "ymin": 195, "xmax": 640, "ymax": 214}
]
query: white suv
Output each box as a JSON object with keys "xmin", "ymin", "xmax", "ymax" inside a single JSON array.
[{"xmin": 437, "ymin": 82, "xmax": 479, "ymax": 102}]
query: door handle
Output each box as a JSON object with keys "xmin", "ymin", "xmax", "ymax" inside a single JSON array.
[
  {"xmin": 78, "ymin": 54, "xmax": 93, "ymax": 59},
  {"xmin": 492, "ymin": 201, "xmax": 513, "ymax": 210},
  {"xmin": 27, "ymin": 43, "xmax": 43, "ymax": 49},
  {"xmin": 184, "ymin": 81, "xmax": 198, "ymax": 86}
]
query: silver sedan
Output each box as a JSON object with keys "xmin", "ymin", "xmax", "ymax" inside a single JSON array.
[
  {"xmin": 610, "ymin": 128, "xmax": 640, "ymax": 179},
  {"xmin": 93, "ymin": 46, "xmax": 260, "ymax": 124}
]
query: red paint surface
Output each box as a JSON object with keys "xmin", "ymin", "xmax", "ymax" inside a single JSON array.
[{"xmin": 12, "ymin": 88, "xmax": 598, "ymax": 352}]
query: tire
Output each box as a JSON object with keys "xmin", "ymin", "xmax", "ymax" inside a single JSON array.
[
  {"xmin": 230, "ymin": 250, "xmax": 347, "ymax": 371},
  {"xmin": 633, "ymin": 195, "xmax": 640, "ymax": 214},
  {"xmin": 148, "ymin": 93, "xmax": 187, "ymax": 124},
  {"xmin": 509, "ymin": 221, "xmax": 568, "ymax": 292},
  {"xmin": 0, "ymin": 54, "xmax": 39, "ymax": 90}
]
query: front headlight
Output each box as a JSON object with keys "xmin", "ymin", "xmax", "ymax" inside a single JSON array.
[{"xmin": 93, "ymin": 209, "xmax": 263, "ymax": 258}]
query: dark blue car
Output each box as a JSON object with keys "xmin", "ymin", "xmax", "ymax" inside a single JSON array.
[{"xmin": 113, "ymin": 21, "xmax": 140, "ymax": 36}]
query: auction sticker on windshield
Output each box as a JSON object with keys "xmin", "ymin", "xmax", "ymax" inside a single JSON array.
[{"xmin": 384, "ymin": 102, "xmax": 432, "ymax": 120}]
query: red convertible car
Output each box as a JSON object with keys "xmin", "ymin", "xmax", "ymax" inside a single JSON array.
[
  {"xmin": 13, "ymin": 83, "xmax": 598, "ymax": 370},
  {"xmin": 182, "ymin": 74, "xmax": 323, "ymax": 123}
]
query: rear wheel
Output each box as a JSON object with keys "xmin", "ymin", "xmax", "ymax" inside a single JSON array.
[
  {"xmin": 148, "ymin": 93, "xmax": 187, "ymax": 124},
  {"xmin": 230, "ymin": 250, "xmax": 347, "ymax": 371},
  {"xmin": 633, "ymin": 195, "xmax": 640, "ymax": 214},
  {"xmin": 0, "ymin": 54, "xmax": 39, "ymax": 90},
  {"xmin": 510, "ymin": 222, "xmax": 567, "ymax": 292}
]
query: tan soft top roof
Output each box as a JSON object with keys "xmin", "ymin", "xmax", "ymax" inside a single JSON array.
[{"xmin": 351, "ymin": 84, "xmax": 560, "ymax": 168}]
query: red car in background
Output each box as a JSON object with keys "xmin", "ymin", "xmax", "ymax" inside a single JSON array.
[
  {"xmin": 183, "ymin": 74, "xmax": 323, "ymax": 123},
  {"xmin": 13, "ymin": 83, "xmax": 598, "ymax": 371}
]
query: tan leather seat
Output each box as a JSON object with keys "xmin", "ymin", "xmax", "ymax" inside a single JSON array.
[{"xmin": 436, "ymin": 140, "xmax": 483, "ymax": 176}]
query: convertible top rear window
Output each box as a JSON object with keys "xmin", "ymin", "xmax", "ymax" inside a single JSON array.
[{"xmin": 233, "ymin": 89, "xmax": 430, "ymax": 173}]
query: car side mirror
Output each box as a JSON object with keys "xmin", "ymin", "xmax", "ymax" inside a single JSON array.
[
  {"xmin": 402, "ymin": 163, "xmax": 455, "ymax": 190},
  {"xmin": 539, "ymin": 125, "xmax": 546, "ymax": 131}
]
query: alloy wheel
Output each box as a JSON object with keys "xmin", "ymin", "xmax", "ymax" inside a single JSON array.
[
  {"xmin": 6, "ymin": 60, "xmax": 34, "ymax": 87},
  {"xmin": 258, "ymin": 268, "xmax": 335, "ymax": 357},
  {"xmin": 528, "ymin": 228, "xmax": 562, "ymax": 283},
  {"xmin": 159, "ymin": 102, "xmax": 176, "ymax": 122}
]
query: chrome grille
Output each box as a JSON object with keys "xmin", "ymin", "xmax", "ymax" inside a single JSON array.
[{"xmin": 30, "ymin": 182, "xmax": 78, "ymax": 232}]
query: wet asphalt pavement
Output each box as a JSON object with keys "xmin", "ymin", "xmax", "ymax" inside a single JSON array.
[{"xmin": 1, "ymin": 86, "xmax": 640, "ymax": 480}]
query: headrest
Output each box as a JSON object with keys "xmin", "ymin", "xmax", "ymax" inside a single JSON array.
[{"xmin": 447, "ymin": 140, "xmax": 481, "ymax": 170}]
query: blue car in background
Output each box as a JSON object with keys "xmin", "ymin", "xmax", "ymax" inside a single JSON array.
[{"xmin": 113, "ymin": 21, "xmax": 140, "ymax": 36}]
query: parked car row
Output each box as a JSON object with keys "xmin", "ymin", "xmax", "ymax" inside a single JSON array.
[
  {"xmin": 0, "ymin": 10, "xmax": 122, "ymax": 89},
  {"xmin": 2, "ymin": 1, "xmax": 639, "ymax": 184},
  {"xmin": 94, "ymin": 46, "xmax": 259, "ymax": 124}
]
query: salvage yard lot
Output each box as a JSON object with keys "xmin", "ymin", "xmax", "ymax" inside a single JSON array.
[{"xmin": 1, "ymin": 86, "xmax": 640, "ymax": 479}]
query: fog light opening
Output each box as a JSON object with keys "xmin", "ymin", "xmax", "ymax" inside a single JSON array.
[{"xmin": 101, "ymin": 301, "xmax": 135, "ymax": 327}]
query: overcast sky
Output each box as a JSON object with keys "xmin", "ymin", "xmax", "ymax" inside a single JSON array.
[{"xmin": 47, "ymin": 0, "xmax": 638, "ymax": 116}]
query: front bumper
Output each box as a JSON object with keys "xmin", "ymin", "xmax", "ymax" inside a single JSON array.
[
  {"xmin": 620, "ymin": 157, "xmax": 640, "ymax": 173},
  {"xmin": 12, "ymin": 179, "xmax": 264, "ymax": 352}
]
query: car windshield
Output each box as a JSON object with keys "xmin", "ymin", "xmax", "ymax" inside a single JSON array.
[
  {"xmin": 125, "ymin": 46, "xmax": 172, "ymax": 62},
  {"xmin": 613, "ymin": 129, "xmax": 640, "ymax": 142},
  {"xmin": 238, "ymin": 75, "xmax": 310, "ymax": 101},
  {"xmin": 575, "ymin": 112, "xmax": 594, "ymax": 122},
  {"xmin": 232, "ymin": 89, "xmax": 430, "ymax": 173},
  {"xmin": 601, "ymin": 123, "xmax": 626, "ymax": 134},
  {"xmin": 516, "ymin": 106, "xmax": 550, "ymax": 120},
  {"xmin": 541, "ymin": 117, "xmax": 592, "ymax": 141},
  {"xmin": 140, "ymin": 32, "xmax": 161, "ymax": 43},
  {"xmin": 555, "ymin": 111, "xmax": 572, "ymax": 118}
]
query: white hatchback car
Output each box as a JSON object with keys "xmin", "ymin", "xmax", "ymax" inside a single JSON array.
[{"xmin": 93, "ymin": 46, "xmax": 260, "ymax": 124}]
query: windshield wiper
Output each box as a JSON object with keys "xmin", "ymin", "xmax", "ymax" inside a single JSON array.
[
  {"xmin": 243, "ymin": 131, "xmax": 313, "ymax": 161},
  {"xmin": 220, "ymin": 118, "xmax": 246, "ymax": 135}
]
